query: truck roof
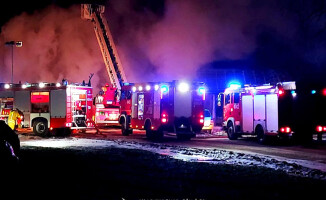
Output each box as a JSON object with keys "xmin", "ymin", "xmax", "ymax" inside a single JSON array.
[{"xmin": 0, "ymin": 82, "xmax": 92, "ymax": 92}]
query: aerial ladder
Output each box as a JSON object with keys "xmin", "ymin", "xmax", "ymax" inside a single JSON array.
[
  {"xmin": 81, "ymin": 4, "xmax": 127, "ymax": 127},
  {"xmin": 81, "ymin": 4, "xmax": 127, "ymax": 90}
]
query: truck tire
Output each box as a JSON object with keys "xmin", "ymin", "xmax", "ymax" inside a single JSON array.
[
  {"xmin": 256, "ymin": 125, "xmax": 268, "ymax": 144},
  {"xmin": 121, "ymin": 122, "xmax": 132, "ymax": 136},
  {"xmin": 153, "ymin": 129, "xmax": 164, "ymax": 141},
  {"xmin": 145, "ymin": 121, "xmax": 154, "ymax": 139},
  {"xmin": 121, "ymin": 116, "xmax": 132, "ymax": 136},
  {"xmin": 145, "ymin": 129, "xmax": 154, "ymax": 139},
  {"xmin": 227, "ymin": 121, "xmax": 238, "ymax": 140},
  {"xmin": 33, "ymin": 119, "xmax": 48, "ymax": 136}
]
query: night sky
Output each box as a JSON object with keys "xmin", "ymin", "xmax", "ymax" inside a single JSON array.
[{"xmin": 0, "ymin": 0, "xmax": 326, "ymax": 90}]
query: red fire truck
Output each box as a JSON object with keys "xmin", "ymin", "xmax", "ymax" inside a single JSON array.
[
  {"xmin": 220, "ymin": 82, "xmax": 296, "ymax": 143},
  {"xmin": 119, "ymin": 81, "xmax": 206, "ymax": 140},
  {"xmin": 0, "ymin": 81, "xmax": 94, "ymax": 135}
]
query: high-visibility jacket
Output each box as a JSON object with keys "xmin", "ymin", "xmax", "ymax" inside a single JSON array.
[{"xmin": 8, "ymin": 110, "xmax": 21, "ymax": 130}]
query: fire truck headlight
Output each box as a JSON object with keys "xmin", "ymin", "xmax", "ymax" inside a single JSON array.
[
  {"xmin": 39, "ymin": 82, "xmax": 45, "ymax": 88},
  {"xmin": 154, "ymin": 85, "xmax": 159, "ymax": 91},
  {"xmin": 178, "ymin": 82, "xmax": 189, "ymax": 93},
  {"xmin": 56, "ymin": 83, "xmax": 61, "ymax": 87},
  {"xmin": 138, "ymin": 86, "xmax": 143, "ymax": 91},
  {"xmin": 146, "ymin": 85, "xmax": 151, "ymax": 91},
  {"xmin": 4, "ymin": 84, "xmax": 10, "ymax": 89},
  {"xmin": 132, "ymin": 86, "xmax": 137, "ymax": 92}
]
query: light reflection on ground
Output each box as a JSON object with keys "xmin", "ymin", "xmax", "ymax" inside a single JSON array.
[{"xmin": 21, "ymin": 137, "xmax": 326, "ymax": 180}]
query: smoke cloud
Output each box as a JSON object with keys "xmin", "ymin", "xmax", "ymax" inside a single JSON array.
[
  {"xmin": 106, "ymin": 0, "xmax": 298, "ymax": 82},
  {"xmin": 0, "ymin": 5, "xmax": 107, "ymax": 92},
  {"xmin": 1, "ymin": 0, "xmax": 324, "ymax": 91}
]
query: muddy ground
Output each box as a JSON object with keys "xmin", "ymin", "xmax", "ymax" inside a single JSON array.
[{"xmin": 3, "ymin": 145, "xmax": 326, "ymax": 200}]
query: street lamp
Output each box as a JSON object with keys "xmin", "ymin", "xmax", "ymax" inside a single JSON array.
[{"xmin": 5, "ymin": 41, "xmax": 22, "ymax": 83}]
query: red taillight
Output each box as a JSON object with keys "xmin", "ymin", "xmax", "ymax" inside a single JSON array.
[
  {"xmin": 161, "ymin": 113, "xmax": 168, "ymax": 123},
  {"xmin": 280, "ymin": 126, "xmax": 291, "ymax": 133},
  {"xmin": 323, "ymin": 127, "xmax": 326, "ymax": 131},
  {"xmin": 322, "ymin": 89, "xmax": 326, "ymax": 96},
  {"xmin": 316, "ymin": 126, "xmax": 323, "ymax": 132},
  {"xmin": 199, "ymin": 114, "xmax": 204, "ymax": 124},
  {"xmin": 278, "ymin": 90, "xmax": 284, "ymax": 95}
]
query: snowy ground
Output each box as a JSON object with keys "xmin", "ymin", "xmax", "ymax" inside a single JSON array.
[{"xmin": 21, "ymin": 137, "xmax": 326, "ymax": 181}]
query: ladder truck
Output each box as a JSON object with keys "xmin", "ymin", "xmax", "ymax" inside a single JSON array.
[
  {"xmin": 81, "ymin": 4, "xmax": 206, "ymax": 140},
  {"xmin": 219, "ymin": 82, "xmax": 296, "ymax": 144},
  {"xmin": 81, "ymin": 4, "xmax": 127, "ymax": 127}
]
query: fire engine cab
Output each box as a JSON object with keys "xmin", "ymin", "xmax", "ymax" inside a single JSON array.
[
  {"xmin": 119, "ymin": 81, "xmax": 206, "ymax": 140},
  {"xmin": 220, "ymin": 82, "xmax": 296, "ymax": 143},
  {"xmin": 0, "ymin": 81, "xmax": 94, "ymax": 136}
]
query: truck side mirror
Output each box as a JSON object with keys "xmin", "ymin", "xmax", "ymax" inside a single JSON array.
[{"xmin": 217, "ymin": 93, "xmax": 222, "ymax": 106}]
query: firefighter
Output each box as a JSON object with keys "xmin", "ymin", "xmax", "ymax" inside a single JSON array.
[{"xmin": 7, "ymin": 109, "xmax": 23, "ymax": 130}]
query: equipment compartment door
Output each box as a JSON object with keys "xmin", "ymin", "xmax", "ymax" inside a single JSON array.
[
  {"xmin": 253, "ymin": 95, "xmax": 266, "ymax": 130},
  {"xmin": 242, "ymin": 95, "xmax": 253, "ymax": 133},
  {"xmin": 266, "ymin": 94, "xmax": 278, "ymax": 133},
  {"xmin": 174, "ymin": 88, "xmax": 192, "ymax": 118}
]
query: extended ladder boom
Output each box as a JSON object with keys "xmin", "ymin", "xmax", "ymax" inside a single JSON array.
[{"xmin": 81, "ymin": 4, "xmax": 127, "ymax": 90}]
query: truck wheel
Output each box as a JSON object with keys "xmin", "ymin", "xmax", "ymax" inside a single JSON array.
[
  {"xmin": 33, "ymin": 120, "xmax": 48, "ymax": 136},
  {"xmin": 146, "ymin": 129, "xmax": 154, "ymax": 140},
  {"xmin": 153, "ymin": 129, "xmax": 164, "ymax": 141},
  {"xmin": 256, "ymin": 125, "xmax": 268, "ymax": 144},
  {"xmin": 227, "ymin": 122, "xmax": 238, "ymax": 140},
  {"xmin": 121, "ymin": 122, "xmax": 131, "ymax": 136}
]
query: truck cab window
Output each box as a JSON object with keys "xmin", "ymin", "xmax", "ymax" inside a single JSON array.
[
  {"xmin": 234, "ymin": 93, "xmax": 240, "ymax": 103},
  {"xmin": 225, "ymin": 93, "xmax": 231, "ymax": 105},
  {"xmin": 121, "ymin": 90, "xmax": 132, "ymax": 100}
]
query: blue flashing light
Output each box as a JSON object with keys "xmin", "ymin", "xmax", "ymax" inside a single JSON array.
[
  {"xmin": 291, "ymin": 90, "xmax": 295, "ymax": 94},
  {"xmin": 311, "ymin": 90, "xmax": 316, "ymax": 94},
  {"xmin": 228, "ymin": 81, "xmax": 241, "ymax": 90},
  {"xmin": 161, "ymin": 85, "xmax": 169, "ymax": 93},
  {"xmin": 198, "ymin": 87, "xmax": 205, "ymax": 95},
  {"xmin": 124, "ymin": 82, "xmax": 130, "ymax": 86}
]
